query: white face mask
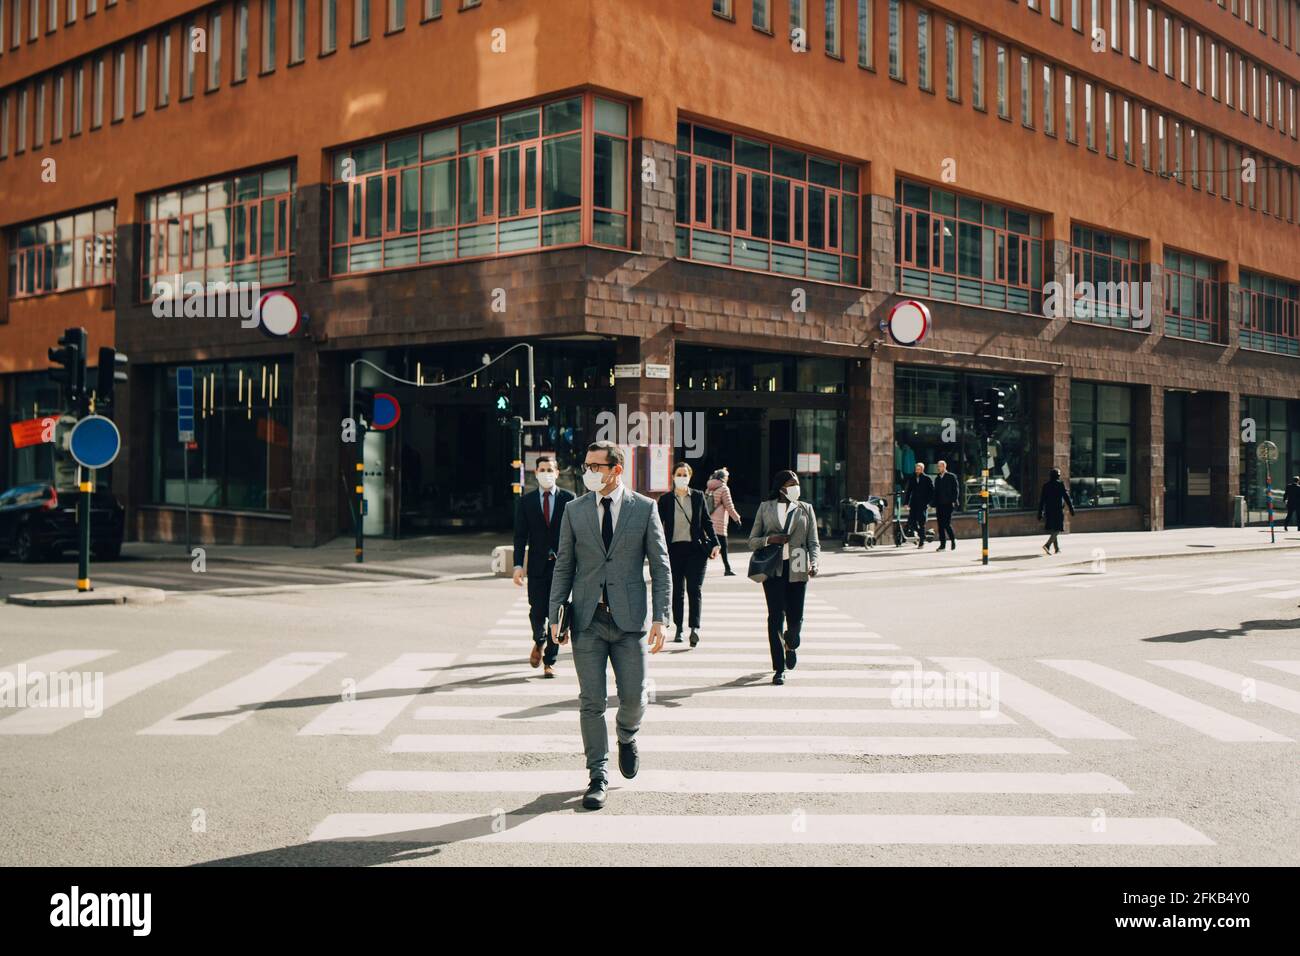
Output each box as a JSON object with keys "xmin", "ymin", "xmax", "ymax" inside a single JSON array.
[
  {"xmin": 536, "ymin": 472, "xmax": 557, "ymax": 490},
  {"xmin": 673, "ymin": 475, "xmax": 690, "ymax": 489},
  {"xmin": 582, "ymin": 469, "xmax": 607, "ymax": 493},
  {"xmin": 783, "ymin": 485, "xmax": 801, "ymax": 502}
]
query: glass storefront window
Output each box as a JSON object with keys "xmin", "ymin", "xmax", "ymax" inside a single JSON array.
[
  {"xmin": 675, "ymin": 349, "xmax": 845, "ymax": 395},
  {"xmin": 1239, "ymin": 396, "xmax": 1298, "ymax": 522},
  {"xmin": 151, "ymin": 360, "xmax": 293, "ymax": 511},
  {"xmin": 1069, "ymin": 381, "xmax": 1134, "ymax": 507},
  {"xmin": 894, "ymin": 367, "xmax": 1036, "ymax": 510}
]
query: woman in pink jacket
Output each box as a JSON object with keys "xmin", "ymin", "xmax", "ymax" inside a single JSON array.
[{"xmin": 705, "ymin": 468, "xmax": 743, "ymax": 576}]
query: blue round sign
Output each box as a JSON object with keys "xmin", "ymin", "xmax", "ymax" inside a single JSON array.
[
  {"xmin": 372, "ymin": 393, "xmax": 401, "ymax": 431},
  {"xmin": 68, "ymin": 415, "xmax": 122, "ymax": 469}
]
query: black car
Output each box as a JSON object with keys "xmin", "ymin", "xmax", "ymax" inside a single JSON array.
[{"xmin": 0, "ymin": 483, "xmax": 125, "ymax": 563}]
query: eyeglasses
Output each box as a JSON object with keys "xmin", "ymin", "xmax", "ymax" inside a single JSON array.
[{"xmin": 582, "ymin": 462, "xmax": 615, "ymax": 474}]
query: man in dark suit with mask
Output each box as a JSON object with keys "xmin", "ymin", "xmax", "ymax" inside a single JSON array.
[
  {"xmin": 933, "ymin": 459, "xmax": 961, "ymax": 551},
  {"xmin": 513, "ymin": 456, "xmax": 575, "ymax": 678},
  {"xmin": 903, "ymin": 461, "xmax": 934, "ymax": 549}
]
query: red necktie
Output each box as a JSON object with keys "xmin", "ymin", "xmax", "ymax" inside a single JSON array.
[{"xmin": 543, "ymin": 491, "xmax": 551, "ymax": 526}]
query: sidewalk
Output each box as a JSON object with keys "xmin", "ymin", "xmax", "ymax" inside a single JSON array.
[{"xmin": 116, "ymin": 525, "xmax": 1300, "ymax": 581}]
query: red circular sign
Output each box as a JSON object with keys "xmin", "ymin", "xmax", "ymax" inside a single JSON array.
[
  {"xmin": 886, "ymin": 300, "xmax": 931, "ymax": 346},
  {"xmin": 256, "ymin": 291, "xmax": 302, "ymax": 337}
]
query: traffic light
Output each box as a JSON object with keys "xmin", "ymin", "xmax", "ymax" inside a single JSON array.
[
  {"xmin": 974, "ymin": 386, "xmax": 1007, "ymax": 438},
  {"xmin": 355, "ymin": 387, "xmax": 376, "ymax": 427},
  {"xmin": 536, "ymin": 379, "xmax": 554, "ymax": 417},
  {"xmin": 96, "ymin": 347, "xmax": 129, "ymax": 414},
  {"xmin": 493, "ymin": 381, "xmax": 513, "ymax": 422},
  {"xmin": 49, "ymin": 327, "xmax": 88, "ymax": 416}
]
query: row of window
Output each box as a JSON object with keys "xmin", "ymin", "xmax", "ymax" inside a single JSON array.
[
  {"xmin": 0, "ymin": 0, "xmax": 479, "ymax": 158},
  {"xmin": 6, "ymin": 204, "xmax": 115, "ymax": 297},
  {"xmin": 1, "ymin": 0, "xmax": 115, "ymax": 54}
]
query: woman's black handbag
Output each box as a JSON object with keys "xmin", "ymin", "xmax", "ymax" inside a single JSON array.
[{"xmin": 748, "ymin": 506, "xmax": 796, "ymax": 583}]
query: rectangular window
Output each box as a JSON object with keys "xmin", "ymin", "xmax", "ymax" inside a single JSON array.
[
  {"xmin": 1210, "ymin": 40, "xmax": 1217, "ymax": 98},
  {"xmin": 1139, "ymin": 105, "xmax": 1149, "ymax": 168},
  {"xmin": 1084, "ymin": 80, "xmax": 1094, "ymax": 148},
  {"xmin": 91, "ymin": 55, "xmax": 103, "ymax": 128},
  {"xmin": 1128, "ymin": 0, "xmax": 1138, "ymax": 59},
  {"xmin": 1173, "ymin": 119, "xmax": 1182, "ymax": 182},
  {"xmin": 857, "ymin": 0, "xmax": 871, "ymax": 68},
  {"xmin": 8, "ymin": 204, "xmax": 118, "ymax": 298},
  {"xmin": 389, "ymin": 0, "xmax": 405, "ymax": 31},
  {"xmin": 52, "ymin": 71, "xmax": 62, "ymax": 140},
  {"xmin": 888, "ymin": 0, "xmax": 902, "ymax": 79},
  {"xmin": 208, "ymin": 11, "xmax": 223, "ymax": 89},
  {"xmin": 423, "ymin": 0, "xmax": 441, "ymax": 18},
  {"xmin": 183, "ymin": 21, "xmax": 197, "ymax": 97},
  {"xmin": 1157, "ymin": 114, "xmax": 1165, "ymax": 172},
  {"xmin": 790, "ymin": 0, "xmax": 806, "ymax": 42},
  {"xmin": 917, "ymin": 8, "xmax": 930, "ymax": 91},
  {"xmin": 1189, "ymin": 126, "xmax": 1198, "ymax": 187},
  {"xmin": 1071, "ymin": 0, "xmax": 1081, "ymax": 31},
  {"xmin": 112, "ymin": 46, "xmax": 124, "ymax": 120},
  {"xmin": 1194, "ymin": 32, "xmax": 1202, "ymax": 91},
  {"xmin": 1239, "ymin": 270, "xmax": 1300, "ymax": 356},
  {"xmin": 72, "ymin": 62, "xmax": 82, "ymax": 134},
  {"xmin": 944, "ymin": 20, "xmax": 957, "ymax": 100},
  {"xmin": 825, "ymin": 0, "xmax": 840, "ymax": 56},
  {"xmin": 1020, "ymin": 54, "xmax": 1032, "ymax": 127},
  {"xmin": 141, "ymin": 164, "xmax": 297, "ymax": 301},
  {"xmin": 1162, "ymin": 14, "xmax": 1171, "ymax": 76},
  {"xmin": 754, "ymin": 0, "xmax": 770, "ymax": 31},
  {"xmin": 971, "ymin": 32, "xmax": 983, "ymax": 109},
  {"xmin": 1042, "ymin": 64, "xmax": 1054, "ymax": 134},
  {"xmin": 1122, "ymin": 98, "xmax": 1131, "ymax": 162},
  {"xmin": 321, "ymin": 0, "xmax": 336, "ymax": 53},
  {"xmin": 1110, "ymin": 0, "xmax": 1120, "ymax": 50},
  {"xmin": 0, "ymin": 95, "xmax": 8, "ymax": 159},
  {"xmin": 262, "ymin": 0, "xmax": 276, "ymax": 71},
  {"xmin": 27, "ymin": 0, "xmax": 35, "ymax": 39},
  {"xmin": 1178, "ymin": 22, "xmax": 1186, "ymax": 84},
  {"xmin": 1104, "ymin": 89, "xmax": 1114, "ymax": 156},
  {"xmin": 996, "ymin": 43, "xmax": 1008, "ymax": 118},
  {"xmin": 1070, "ymin": 382, "xmax": 1135, "ymax": 505},
  {"xmin": 1064, "ymin": 73, "xmax": 1075, "ymax": 141},
  {"xmin": 1145, "ymin": 4, "xmax": 1154, "ymax": 67},
  {"xmin": 1226, "ymin": 50, "xmax": 1233, "ymax": 107},
  {"xmin": 1162, "ymin": 250, "xmax": 1222, "ymax": 341},
  {"xmin": 291, "ymin": 0, "xmax": 305, "ymax": 61},
  {"xmin": 16, "ymin": 84, "xmax": 25, "ymax": 152},
  {"xmin": 158, "ymin": 29, "xmax": 171, "ymax": 106},
  {"xmin": 355, "ymin": 0, "xmax": 370, "ymax": 41},
  {"xmin": 33, "ymin": 78, "xmax": 43, "ymax": 147},
  {"xmin": 135, "ymin": 38, "xmax": 148, "ymax": 113},
  {"xmin": 235, "ymin": 2, "xmax": 249, "ymax": 80}
]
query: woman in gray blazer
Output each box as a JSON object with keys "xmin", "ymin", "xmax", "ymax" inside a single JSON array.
[{"xmin": 748, "ymin": 470, "xmax": 821, "ymax": 685}]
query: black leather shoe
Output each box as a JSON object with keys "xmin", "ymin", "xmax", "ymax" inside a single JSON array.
[
  {"xmin": 772, "ymin": 672, "xmax": 785, "ymax": 685},
  {"xmin": 618, "ymin": 740, "xmax": 639, "ymax": 779},
  {"xmin": 783, "ymin": 632, "xmax": 797, "ymax": 670},
  {"xmin": 936, "ymin": 543, "xmax": 946, "ymax": 551},
  {"xmin": 672, "ymin": 629, "xmax": 683, "ymax": 643},
  {"xmin": 724, "ymin": 569, "xmax": 737, "ymax": 576},
  {"xmin": 689, "ymin": 629, "xmax": 699, "ymax": 647},
  {"xmin": 582, "ymin": 778, "xmax": 607, "ymax": 810}
]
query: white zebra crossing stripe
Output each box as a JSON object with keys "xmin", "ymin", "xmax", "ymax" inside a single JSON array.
[
  {"xmin": 930, "ymin": 657, "xmax": 1132, "ymax": 740},
  {"xmin": 386, "ymin": 733, "xmax": 1068, "ymax": 755},
  {"xmin": 452, "ymin": 663, "xmax": 911, "ymax": 680},
  {"xmin": 1123, "ymin": 577, "xmax": 1244, "ymax": 592},
  {"xmin": 476, "ymin": 639, "xmax": 898, "ymax": 651},
  {"xmin": 412, "ymin": 705, "xmax": 1014, "ymax": 725},
  {"xmin": 139, "ymin": 652, "xmax": 347, "ymax": 735},
  {"xmin": 298, "ymin": 654, "xmax": 456, "ymax": 736},
  {"xmin": 434, "ymin": 683, "xmax": 964, "ymax": 701},
  {"xmin": 1259, "ymin": 586, "xmax": 1300, "ymax": 599},
  {"xmin": 1255, "ymin": 660, "xmax": 1300, "ymax": 678},
  {"xmin": 346, "ymin": 769, "xmax": 1131, "ymax": 795},
  {"xmin": 1041, "ymin": 660, "xmax": 1292, "ymax": 743},
  {"xmin": 0, "ymin": 650, "xmax": 227, "ymax": 735},
  {"xmin": 651, "ymin": 653, "xmax": 918, "ymax": 665},
  {"xmin": 0, "ymin": 650, "xmax": 116, "ymax": 678},
  {"xmin": 1148, "ymin": 661, "xmax": 1300, "ymax": 716},
  {"xmin": 308, "ymin": 812, "xmax": 1213, "ymax": 846},
  {"xmin": 1187, "ymin": 579, "xmax": 1300, "ymax": 595}
]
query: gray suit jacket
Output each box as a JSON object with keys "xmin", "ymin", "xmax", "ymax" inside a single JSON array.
[
  {"xmin": 747, "ymin": 499, "xmax": 821, "ymax": 583},
  {"xmin": 550, "ymin": 487, "xmax": 672, "ymax": 634}
]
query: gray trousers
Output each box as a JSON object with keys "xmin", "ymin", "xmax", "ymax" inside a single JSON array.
[{"xmin": 570, "ymin": 606, "xmax": 647, "ymax": 781}]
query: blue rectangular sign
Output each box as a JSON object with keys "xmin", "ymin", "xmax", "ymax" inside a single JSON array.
[{"xmin": 177, "ymin": 367, "xmax": 195, "ymax": 442}]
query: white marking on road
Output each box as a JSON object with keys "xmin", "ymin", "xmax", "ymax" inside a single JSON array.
[
  {"xmin": 387, "ymin": 733, "xmax": 1067, "ymax": 755},
  {"xmin": 348, "ymin": 769, "xmax": 1130, "ymax": 794},
  {"xmin": 436, "ymin": 682, "xmax": 956, "ymax": 700},
  {"xmin": 1148, "ymin": 661, "xmax": 1300, "ymax": 716},
  {"xmin": 1122, "ymin": 577, "xmax": 1244, "ymax": 592},
  {"xmin": 0, "ymin": 650, "xmax": 227, "ymax": 735},
  {"xmin": 297, "ymin": 653, "xmax": 457, "ymax": 736},
  {"xmin": 1186, "ymin": 579, "xmax": 1300, "ymax": 595},
  {"xmin": 453, "ymin": 662, "xmax": 911, "ymax": 680},
  {"xmin": 139, "ymin": 652, "xmax": 347, "ymax": 735},
  {"xmin": 476, "ymin": 639, "xmax": 898, "ymax": 651},
  {"xmin": 1041, "ymin": 660, "xmax": 1292, "ymax": 742},
  {"xmin": 308, "ymin": 813, "xmax": 1213, "ymax": 846},
  {"xmin": 1254, "ymin": 660, "xmax": 1300, "ymax": 678},
  {"xmin": 1258, "ymin": 586, "xmax": 1300, "ymax": 599},
  {"xmin": 412, "ymin": 705, "xmax": 1014, "ymax": 725},
  {"xmin": 0, "ymin": 650, "xmax": 116, "ymax": 678},
  {"xmin": 930, "ymin": 657, "xmax": 1132, "ymax": 740}
]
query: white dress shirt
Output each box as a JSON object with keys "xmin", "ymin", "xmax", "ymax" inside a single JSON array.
[{"xmin": 776, "ymin": 501, "xmax": 791, "ymax": 560}]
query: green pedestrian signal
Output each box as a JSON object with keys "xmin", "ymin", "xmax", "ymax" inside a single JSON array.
[
  {"xmin": 537, "ymin": 379, "xmax": 554, "ymax": 416},
  {"xmin": 493, "ymin": 381, "xmax": 513, "ymax": 421}
]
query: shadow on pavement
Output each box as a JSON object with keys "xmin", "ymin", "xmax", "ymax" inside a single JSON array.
[{"xmin": 1143, "ymin": 617, "xmax": 1300, "ymax": 643}]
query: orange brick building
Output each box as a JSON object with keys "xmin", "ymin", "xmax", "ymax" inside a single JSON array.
[{"xmin": 1, "ymin": 0, "xmax": 1298, "ymax": 546}]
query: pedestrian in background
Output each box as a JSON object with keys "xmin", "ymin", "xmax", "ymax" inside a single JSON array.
[
  {"xmin": 1284, "ymin": 476, "xmax": 1300, "ymax": 531},
  {"xmin": 933, "ymin": 459, "xmax": 960, "ymax": 551},
  {"xmin": 748, "ymin": 470, "xmax": 820, "ymax": 686},
  {"xmin": 1037, "ymin": 467, "xmax": 1076, "ymax": 555},
  {"xmin": 512, "ymin": 456, "xmax": 575, "ymax": 678},
  {"xmin": 658, "ymin": 463, "xmax": 720, "ymax": 647},
  {"xmin": 903, "ymin": 461, "xmax": 933, "ymax": 549},
  {"xmin": 706, "ymin": 468, "xmax": 742, "ymax": 576}
]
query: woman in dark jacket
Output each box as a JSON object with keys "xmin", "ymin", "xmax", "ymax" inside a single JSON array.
[
  {"xmin": 657, "ymin": 462, "xmax": 720, "ymax": 646},
  {"xmin": 1037, "ymin": 468, "xmax": 1076, "ymax": 555}
]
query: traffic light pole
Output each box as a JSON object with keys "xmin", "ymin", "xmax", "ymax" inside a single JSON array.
[
  {"xmin": 77, "ymin": 467, "xmax": 93, "ymax": 592},
  {"xmin": 980, "ymin": 469, "xmax": 990, "ymax": 566}
]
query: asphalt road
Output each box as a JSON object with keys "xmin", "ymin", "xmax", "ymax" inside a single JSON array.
[{"xmin": 1, "ymin": 548, "xmax": 1298, "ymax": 866}]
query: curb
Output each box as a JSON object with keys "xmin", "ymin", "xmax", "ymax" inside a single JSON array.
[{"xmin": 6, "ymin": 586, "xmax": 167, "ymax": 607}]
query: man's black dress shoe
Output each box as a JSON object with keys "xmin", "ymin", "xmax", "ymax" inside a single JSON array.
[
  {"xmin": 772, "ymin": 672, "xmax": 785, "ymax": 685},
  {"xmin": 582, "ymin": 778, "xmax": 608, "ymax": 810},
  {"xmin": 618, "ymin": 740, "xmax": 639, "ymax": 779}
]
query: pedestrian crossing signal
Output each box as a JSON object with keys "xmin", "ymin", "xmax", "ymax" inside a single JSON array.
[
  {"xmin": 973, "ymin": 386, "xmax": 1007, "ymax": 438},
  {"xmin": 537, "ymin": 379, "xmax": 554, "ymax": 416},
  {"xmin": 493, "ymin": 381, "xmax": 513, "ymax": 421}
]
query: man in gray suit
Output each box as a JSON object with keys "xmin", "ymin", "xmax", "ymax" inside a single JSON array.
[{"xmin": 550, "ymin": 440, "xmax": 671, "ymax": 810}]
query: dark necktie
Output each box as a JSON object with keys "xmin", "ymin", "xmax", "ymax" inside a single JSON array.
[
  {"xmin": 542, "ymin": 491, "xmax": 551, "ymax": 526},
  {"xmin": 601, "ymin": 497, "xmax": 613, "ymax": 551}
]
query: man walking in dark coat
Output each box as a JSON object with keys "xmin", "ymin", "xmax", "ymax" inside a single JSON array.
[
  {"xmin": 903, "ymin": 462, "xmax": 934, "ymax": 549},
  {"xmin": 1037, "ymin": 467, "xmax": 1076, "ymax": 555},
  {"xmin": 933, "ymin": 459, "xmax": 961, "ymax": 551},
  {"xmin": 513, "ymin": 456, "xmax": 575, "ymax": 677},
  {"xmin": 1284, "ymin": 476, "xmax": 1300, "ymax": 531}
]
